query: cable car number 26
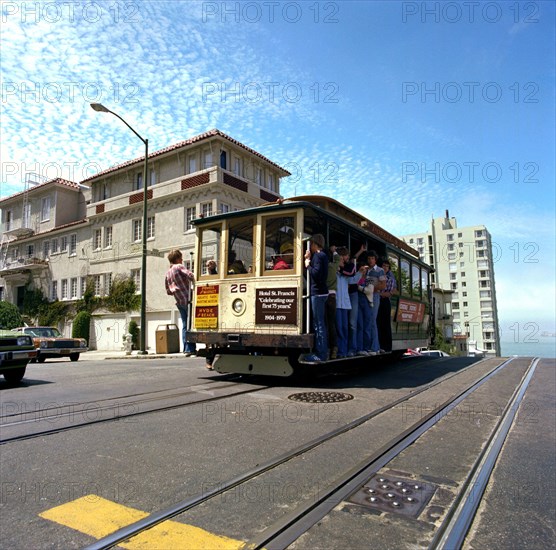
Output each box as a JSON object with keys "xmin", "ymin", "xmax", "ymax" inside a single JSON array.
[{"xmin": 231, "ymin": 284, "xmax": 247, "ymax": 293}]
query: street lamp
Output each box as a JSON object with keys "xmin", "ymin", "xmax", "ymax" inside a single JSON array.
[{"xmin": 90, "ymin": 103, "xmax": 149, "ymax": 354}]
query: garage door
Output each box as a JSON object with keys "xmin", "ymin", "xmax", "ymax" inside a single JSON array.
[{"xmin": 91, "ymin": 315, "xmax": 127, "ymax": 351}]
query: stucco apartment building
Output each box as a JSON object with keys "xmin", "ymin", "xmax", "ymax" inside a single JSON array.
[
  {"xmin": 0, "ymin": 129, "xmax": 289, "ymax": 351},
  {"xmin": 402, "ymin": 211, "xmax": 501, "ymax": 356}
]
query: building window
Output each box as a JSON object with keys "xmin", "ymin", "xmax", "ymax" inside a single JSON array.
[
  {"xmin": 147, "ymin": 216, "xmax": 155, "ymax": 239},
  {"xmin": 475, "ymin": 230, "xmax": 484, "ymax": 237},
  {"xmin": 201, "ymin": 202, "xmax": 212, "ymax": 218},
  {"xmin": 93, "ymin": 275, "xmax": 102, "ymax": 296},
  {"xmin": 463, "ymin": 301, "xmax": 468, "ymax": 307},
  {"xmin": 61, "ymin": 236, "xmax": 68, "ymax": 253},
  {"xmin": 446, "ymin": 234, "xmax": 454, "ymax": 241},
  {"xmin": 80, "ymin": 277, "xmax": 87, "ymax": 296},
  {"xmin": 100, "ymin": 182, "xmax": 110, "ymax": 201},
  {"xmin": 480, "ymin": 290, "xmax": 491, "ymax": 298},
  {"xmin": 26, "ymin": 244, "xmax": 34, "ymax": 258},
  {"xmin": 104, "ymin": 273, "xmax": 112, "ymax": 295},
  {"xmin": 134, "ymin": 173, "xmax": 143, "ymax": 191},
  {"xmin": 71, "ymin": 278, "xmax": 78, "ymax": 299},
  {"xmin": 447, "ymin": 243, "xmax": 455, "ymax": 251},
  {"xmin": 480, "ymin": 301, "xmax": 492, "ymax": 309},
  {"xmin": 149, "ymin": 169, "xmax": 156, "ymax": 187},
  {"xmin": 104, "ymin": 226, "xmax": 113, "ymax": 248},
  {"xmin": 267, "ymin": 173, "xmax": 275, "ymax": 191},
  {"xmin": 0, "ymin": 287, "xmax": 3, "ymax": 301},
  {"xmin": 203, "ymin": 151, "xmax": 212, "ymax": 169},
  {"xmin": 220, "ymin": 150, "xmax": 227, "ymax": 169},
  {"xmin": 221, "ymin": 203, "xmax": 230, "ymax": 214},
  {"xmin": 69, "ymin": 234, "xmax": 77, "ymax": 256},
  {"xmin": 51, "ymin": 281, "xmax": 58, "ymax": 301},
  {"xmin": 51, "ymin": 238, "xmax": 59, "ymax": 254},
  {"xmin": 450, "ymin": 273, "xmax": 456, "ymax": 280},
  {"xmin": 462, "ymin": 291, "xmax": 467, "ymax": 297},
  {"xmin": 449, "ymin": 262, "xmax": 457, "ymax": 271},
  {"xmin": 93, "ymin": 229, "xmax": 102, "ymax": 250},
  {"xmin": 188, "ymin": 156, "xmax": 197, "ymax": 173},
  {"xmin": 41, "ymin": 197, "xmax": 51, "ymax": 221},
  {"xmin": 255, "ymin": 167, "xmax": 262, "ymax": 185},
  {"xmin": 185, "ymin": 207, "xmax": 196, "ymax": 231},
  {"xmin": 43, "ymin": 241, "xmax": 50, "ymax": 259},
  {"xmin": 452, "ymin": 302, "xmax": 459, "ymax": 309},
  {"xmin": 23, "ymin": 204, "xmax": 31, "ymax": 228},
  {"xmin": 61, "ymin": 279, "xmax": 68, "ymax": 300},
  {"xmin": 233, "ymin": 157, "xmax": 242, "ymax": 176},
  {"xmin": 133, "ymin": 219, "xmax": 142, "ymax": 242},
  {"xmin": 5, "ymin": 210, "xmax": 12, "ymax": 231},
  {"xmin": 131, "ymin": 269, "xmax": 141, "ymax": 293}
]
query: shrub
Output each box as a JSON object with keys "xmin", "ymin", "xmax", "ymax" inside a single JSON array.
[
  {"xmin": 0, "ymin": 301, "xmax": 23, "ymax": 329},
  {"xmin": 72, "ymin": 311, "xmax": 91, "ymax": 343},
  {"xmin": 105, "ymin": 275, "xmax": 141, "ymax": 313},
  {"xmin": 128, "ymin": 320, "xmax": 139, "ymax": 349}
]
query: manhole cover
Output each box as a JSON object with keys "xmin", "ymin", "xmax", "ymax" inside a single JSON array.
[
  {"xmin": 288, "ymin": 391, "xmax": 354, "ymax": 403},
  {"xmin": 347, "ymin": 474, "xmax": 437, "ymax": 517}
]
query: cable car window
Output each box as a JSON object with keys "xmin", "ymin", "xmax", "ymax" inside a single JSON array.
[
  {"xmin": 227, "ymin": 217, "xmax": 254, "ymax": 276},
  {"xmin": 421, "ymin": 268, "xmax": 429, "ymax": 302},
  {"xmin": 388, "ymin": 253, "xmax": 400, "ymax": 290},
  {"xmin": 199, "ymin": 224, "xmax": 222, "ymax": 277},
  {"xmin": 412, "ymin": 264, "xmax": 421, "ymax": 299},
  {"xmin": 263, "ymin": 215, "xmax": 296, "ymax": 272},
  {"xmin": 400, "ymin": 258, "xmax": 411, "ymax": 296}
]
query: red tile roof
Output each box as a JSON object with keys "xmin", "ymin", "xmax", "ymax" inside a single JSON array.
[{"xmin": 81, "ymin": 128, "xmax": 291, "ymax": 183}]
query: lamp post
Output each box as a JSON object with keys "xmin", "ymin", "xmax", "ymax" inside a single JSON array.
[{"xmin": 90, "ymin": 103, "xmax": 149, "ymax": 354}]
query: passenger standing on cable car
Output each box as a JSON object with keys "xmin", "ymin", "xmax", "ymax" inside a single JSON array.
[
  {"xmin": 365, "ymin": 251, "xmax": 387, "ymax": 354},
  {"xmin": 165, "ymin": 249, "xmax": 196, "ymax": 357},
  {"xmin": 304, "ymin": 234, "xmax": 329, "ymax": 362},
  {"xmin": 378, "ymin": 259, "xmax": 397, "ymax": 352}
]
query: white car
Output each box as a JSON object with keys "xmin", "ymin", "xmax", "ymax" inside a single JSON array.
[{"xmin": 419, "ymin": 349, "xmax": 450, "ymax": 357}]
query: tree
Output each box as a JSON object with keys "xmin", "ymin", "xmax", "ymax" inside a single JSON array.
[{"xmin": 0, "ymin": 301, "xmax": 23, "ymax": 329}]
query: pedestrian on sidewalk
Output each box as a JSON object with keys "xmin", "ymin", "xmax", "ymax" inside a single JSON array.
[{"xmin": 165, "ymin": 249, "xmax": 197, "ymax": 356}]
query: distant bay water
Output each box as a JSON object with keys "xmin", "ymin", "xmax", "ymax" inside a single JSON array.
[{"xmin": 500, "ymin": 337, "xmax": 556, "ymax": 358}]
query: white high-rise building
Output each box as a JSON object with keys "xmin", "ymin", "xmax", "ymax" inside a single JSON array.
[{"xmin": 403, "ymin": 210, "xmax": 501, "ymax": 356}]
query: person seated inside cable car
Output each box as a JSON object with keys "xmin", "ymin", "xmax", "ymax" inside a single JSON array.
[
  {"xmin": 228, "ymin": 250, "xmax": 247, "ymax": 274},
  {"xmin": 272, "ymin": 243, "xmax": 294, "ymax": 270}
]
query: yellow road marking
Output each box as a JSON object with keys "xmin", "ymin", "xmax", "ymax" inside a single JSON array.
[{"xmin": 39, "ymin": 495, "xmax": 244, "ymax": 549}]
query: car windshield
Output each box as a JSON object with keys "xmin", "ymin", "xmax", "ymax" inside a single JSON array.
[{"xmin": 26, "ymin": 328, "xmax": 62, "ymax": 338}]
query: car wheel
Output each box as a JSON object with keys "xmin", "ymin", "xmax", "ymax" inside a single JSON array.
[
  {"xmin": 3, "ymin": 367, "xmax": 26, "ymax": 384},
  {"xmin": 37, "ymin": 355, "xmax": 47, "ymax": 363},
  {"xmin": 69, "ymin": 353, "xmax": 80, "ymax": 362}
]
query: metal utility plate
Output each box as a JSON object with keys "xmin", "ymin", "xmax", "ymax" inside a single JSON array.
[{"xmin": 347, "ymin": 474, "xmax": 437, "ymax": 517}]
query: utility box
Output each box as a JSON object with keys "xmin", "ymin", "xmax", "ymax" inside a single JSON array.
[{"xmin": 155, "ymin": 324, "xmax": 180, "ymax": 354}]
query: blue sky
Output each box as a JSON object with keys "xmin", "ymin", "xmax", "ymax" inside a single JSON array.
[{"xmin": 1, "ymin": 0, "xmax": 555, "ymax": 341}]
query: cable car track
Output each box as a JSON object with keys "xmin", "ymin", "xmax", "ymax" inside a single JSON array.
[
  {"xmin": 0, "ymin": 377, "xmax": 271, "ymax": 444},
  {"xmin": 82, "ymin": 356, "xmax": 520, "ymax": 550}
]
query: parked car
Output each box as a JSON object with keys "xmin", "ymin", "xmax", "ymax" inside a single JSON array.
[
  {"xmin": 0, "ymin": 329, "xmax": 37, "ymax": 383},
  {"xmin": 419, "ymin": 349, "xmax": 451, "ymax": 358},
  {"xmin": 14, "ymin": 327, "xmax": 88, "ymax": 362}
]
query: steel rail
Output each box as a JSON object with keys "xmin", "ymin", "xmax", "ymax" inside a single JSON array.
[
  {"xmin": 0, "ymin": 382, "xmax": 271, "ymax": 444},
  {"xmin": 0, "ymin": 380, "xmax": 244, "ymax": 427},
  {"xmin": 0, "ymin": 375, "xmax": 242, "ymax": 420},
  {"xmin": 243, "ymin": 356, "xmax": 525, "ymax": 550},
  {"xmin": 83, "ymin": 357, "xmax": 505, "ymax": 550},
  {"xmin": 430, "ymin": 357, "xmax": 540, "ymax": 550}
]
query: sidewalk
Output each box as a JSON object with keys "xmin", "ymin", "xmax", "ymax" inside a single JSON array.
[{"xmin": 79, "ymin": 350, "xmax": 201, "ymax": 361}]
